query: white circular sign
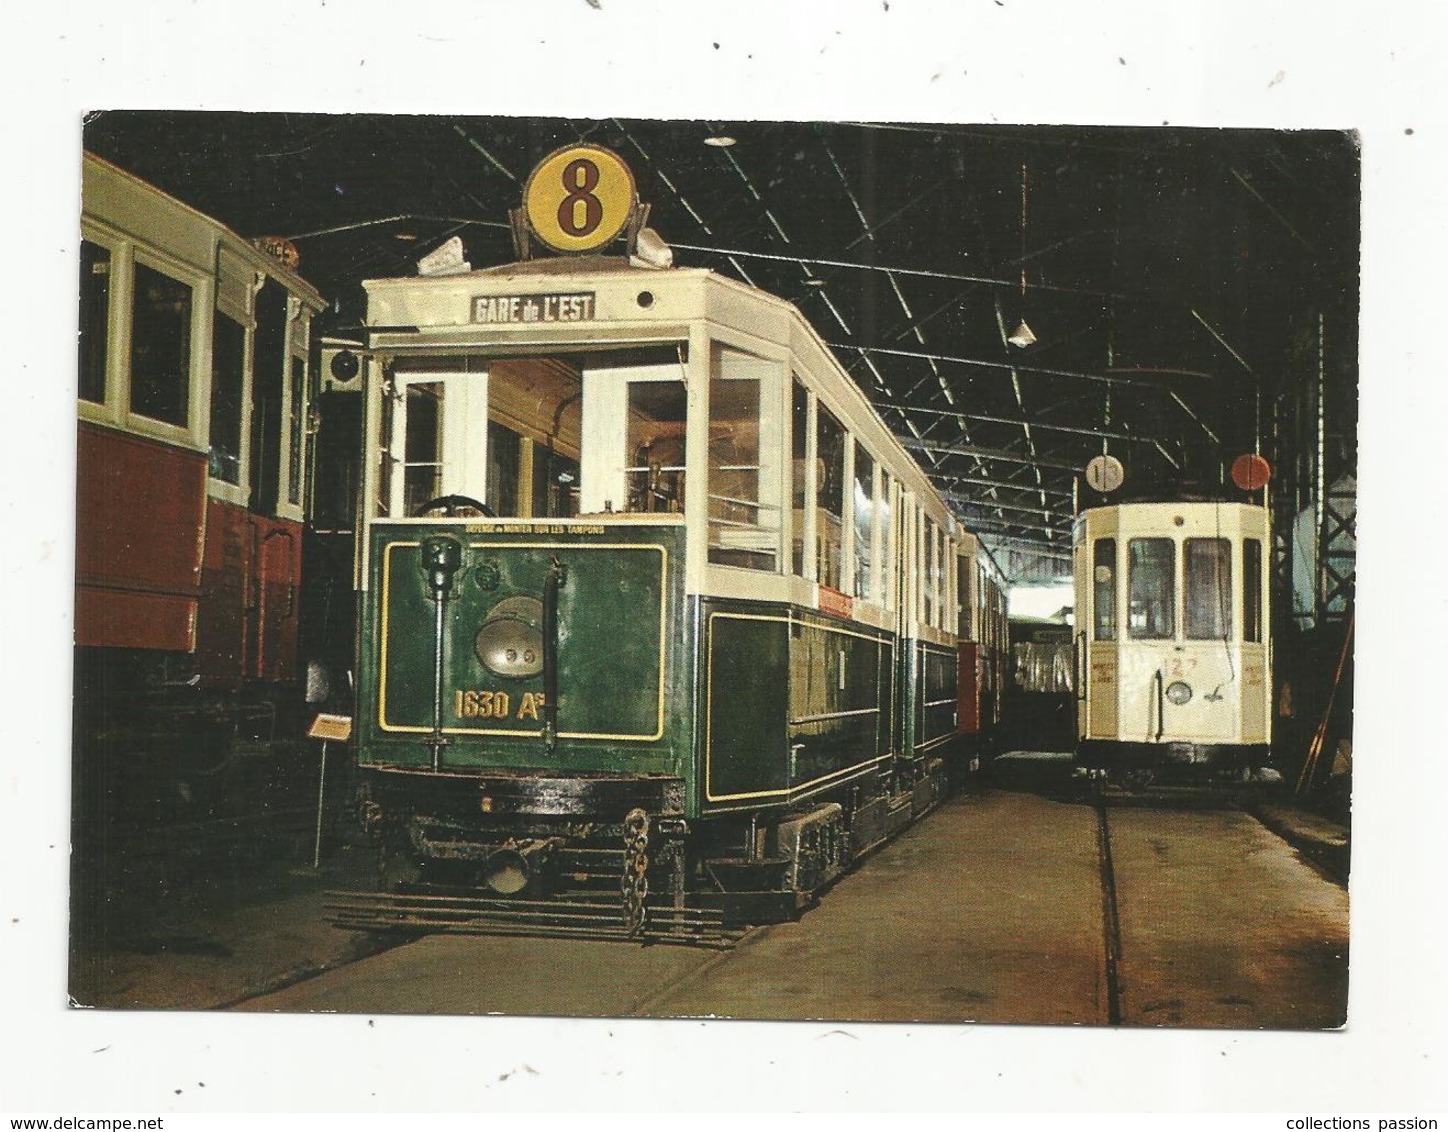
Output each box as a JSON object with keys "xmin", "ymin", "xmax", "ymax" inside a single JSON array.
[{"xmin": 1085, "ymin": 455, "xmax": 1125, "ymax": 493}]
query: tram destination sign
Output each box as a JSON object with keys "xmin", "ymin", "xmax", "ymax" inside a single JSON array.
[{"xmin": 472, "ymin": 292, "xmax": 597, "ymax": 325}]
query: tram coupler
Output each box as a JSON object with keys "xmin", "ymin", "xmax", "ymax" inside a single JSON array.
[{"xmin": 482, "ymin": 837, "xmax": 565, "ymax": 895}]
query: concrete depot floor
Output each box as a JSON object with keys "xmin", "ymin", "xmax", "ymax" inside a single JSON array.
[
  {"xmin": 68, "ymin": 836, "xmax": 390, "ymax": 1011},
  {"xmin": 239, "ymin": 791, "xmax": 1109, "ymax": 1023},
  {"xmin": 70, "ymin": 771, "xmax": 1351, "ymax": 1026}
]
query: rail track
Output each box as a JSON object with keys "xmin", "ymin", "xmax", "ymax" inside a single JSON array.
[{"xmin": 1092, "ymin": 790, "xmax": 1125, "ymax": 1026}]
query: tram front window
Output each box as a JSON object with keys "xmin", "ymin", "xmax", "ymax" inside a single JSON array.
[
  {"xmin": 490, "ymin": 356, "xmax": 582, "ymax": 518},
  {"xmin": 378, "ymin": 348, "xmax": 690, "ymax": 520},
  {"xmin": 533, "ymin": 448, "xmax": 579, "ymax": 519},
  {"xmin": 402, "ymin": 381, "xmax": 443, "ymax": 514},
  {"xmin": 486, "ymin": 419, "xmax": 522, "ymax": 517},
  {"xmin": 1185, "ymin": 537, "xmax": 1232, "ymax": 640},
  {"xmin": 1127, "ymin": 537, "xmax": 1175, "ymax": 639}
]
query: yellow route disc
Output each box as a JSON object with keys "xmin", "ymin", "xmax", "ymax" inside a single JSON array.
[{"xmin": 523, "ymin": 144, "xmax": 637, "ymax": 254}]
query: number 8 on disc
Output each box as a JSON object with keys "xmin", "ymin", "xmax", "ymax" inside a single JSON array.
[{"xmin": 523, "ymin": 144, "xmax": 637, "ymax": 254}]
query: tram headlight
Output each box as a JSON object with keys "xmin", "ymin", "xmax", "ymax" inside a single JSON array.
[
  {"xmin": 1165, "ymin": 680, "xmax": 1193, "ymax": 706},
  {"xmin": 475, "ymin": 596, "xmax": 546, "ymax": 678}
]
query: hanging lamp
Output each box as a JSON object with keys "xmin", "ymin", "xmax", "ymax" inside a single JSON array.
[{"xmin": 1009, "ymin": 162, "xmax": 1035, "ymax": 348}]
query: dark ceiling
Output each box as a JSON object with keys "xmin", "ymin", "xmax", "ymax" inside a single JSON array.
[{"xmin": 82, "ymin": 112, "xmax": 1360, "ymax": 583}]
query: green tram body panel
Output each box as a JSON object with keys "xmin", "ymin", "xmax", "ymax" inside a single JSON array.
[
  {"xmin": 356, "ymin": 519, "xmax": 952, "ymax": 823},
  {"xmin": 697, "ymin": 601, "xmax": 897, "ymax": 816},
  {"xmin": 359, "ymin": 522, "xmax": 689, "ymax": 781},
  {"xmin": 915, "ymin": 641, "xmax": 960, "ymax": 756}
]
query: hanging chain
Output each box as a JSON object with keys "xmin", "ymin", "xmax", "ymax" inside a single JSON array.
[{"xmin": 621, "ymin": 808, "xmax": 650, "ymax": 934}]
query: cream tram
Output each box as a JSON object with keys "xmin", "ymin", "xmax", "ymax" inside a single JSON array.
[
  {"xmin": 1073, "ymin": 496, "xmax": 1272, "ymax": 785},
  {"xmin": 342, "ymin": 145, "xmax": 990, "ymax": 927}
]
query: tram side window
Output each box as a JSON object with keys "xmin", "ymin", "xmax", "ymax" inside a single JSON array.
[
  {"xmin": 626, "ymin": 381, "xmax": 687, "ymax": 513},
  {"xmin": 1128, "ymin": 537, "xmax": 1175, "ymax": 639},
  {"xmin": 853, "ymin": 444, "xmax": 875, "ymax": 599},
  {"xmin": 1185, "ymin": 537, "xmax": 1232, "ymax": 640},
  {"xmin": 879, "ymin": 472, "xmax": 895, "ymax": 610},
  {"xmin": 1093, "ymin": 538, "xmax": 1117, "ymax": 641},
  {"xmin": 923, "ymin": 518, "xmax": 937, "ymax": 626},
  {"xmin": 791, "ymin": 378, "xmax": 809, "ymax": 577},
  {"xmin": 78, "ymin": 241, "xmax": 110, "ymax": 404},
  {"xmin": 209, "ymin": 311, "xmax": 246, "ymax": 484},
  {"xmin": 816, "ymin": 404, "xmax": 846, "ymax": 590},
  {"xmin": 129, "ymin": 261, "xmax": 193, "ymax": 428},
  {"xmin": 959, "ymin": 559, "xmax": 975, "ymax": 639},
  {"xmin": 708, "ymin": 348, "xmax": 779, "ymax": 571},
  {"xmin": 1243, "ymin": 538, "xmax": 1263, "ymax": 642}
]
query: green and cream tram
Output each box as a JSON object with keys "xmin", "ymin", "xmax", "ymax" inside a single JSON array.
[{"xmin": 343, "ymin": 146, "xmax": 990, "ymax": 926}]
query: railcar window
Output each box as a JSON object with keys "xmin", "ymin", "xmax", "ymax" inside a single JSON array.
[
  {"xmin": 78, "ymin": 241, "xmax": 110, "ymax": 404},
  {"xmin": 129, "ymin": 261, "xmax": 193, "ymax": 428},
  {"xmin": 486, "ymin": 419, "xmax": 523, "ymax": 517},
  {"xmin": 791, "ymin": 378, "xmax": 809, "ymax": 577},
  {"xmin": 1185, "ymin": 537, "xmax": 1232, "ymax": 640},
  {"xmin": 1127, "ymin": 538, "xmax": 1175, "ymax": 639},
  {"xmin": 853, "ymin": 444, "xmax": 875, "ymax": 599},
  {"xmin": 1243, "ymin": 538, "xmax": 1263, "ymax": 642},
  {"xmin": 626, "ymin": 381, "xmax": 687, "ymax": 513},
  {"xmin": 209, "ymin": 311, "xmax": 246, "ymax": 484},
  {"xmin": 816, "ymin": 404, "xmax": 846, "ymax": 590},
  {"xmin": 287, "ymin": 356, "xmax": 306, "ymax": 506},
  {"xmin": 1093, "ymin": 539, "xmax": 1117, "ymax": 641},
  {"xmin": 708, "ymin": 348, "xmax": 779, "ymax": 571}
]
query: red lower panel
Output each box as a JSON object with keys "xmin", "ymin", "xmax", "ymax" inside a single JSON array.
[
  {"xmin": 74, "ymin": 423, "xmax": 205, "ymax": 652},
  {"xmin": 74, "ymin": 586, "xmax": 196, "ymax": 652},
  {"xmin": 958, "ymin": 641, "xmax": 982, "ymax": 735},
  {"xmin": 195, "ymin": 501, "xmax": 302, "ymax": 685}
]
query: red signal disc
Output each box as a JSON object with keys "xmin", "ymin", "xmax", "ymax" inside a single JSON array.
[{"xmin": 1231, "ymin": 453, "xmax": 1272, "ymax": 491}]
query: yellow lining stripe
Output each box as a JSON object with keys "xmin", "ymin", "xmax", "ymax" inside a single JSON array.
[
  {"xmin": 376, "ymin": 539, "xmax": 669, "ymax": 742},
  {"xmin": 703, "ymin": 610, "xmax": 891, "ymax": 803}
]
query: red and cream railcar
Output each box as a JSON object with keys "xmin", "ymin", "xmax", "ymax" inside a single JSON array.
[
  {"xmin": 956, "ymin": 533, "xmax": 1009, "ymax": 766},
  {"xmin": 76, "ymin": 154, "xmax": 325, "ymax": 740}
]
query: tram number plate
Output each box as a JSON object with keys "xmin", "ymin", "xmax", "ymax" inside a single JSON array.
[{"xmin": 454, "ymin": 689, "xmax": 547, "ymax": 721}]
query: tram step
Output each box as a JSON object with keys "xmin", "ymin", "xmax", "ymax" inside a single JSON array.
[{"xmin": 322, "ymin": 888, "xmax": 743, "ymax": 948}]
